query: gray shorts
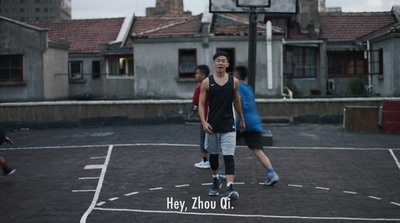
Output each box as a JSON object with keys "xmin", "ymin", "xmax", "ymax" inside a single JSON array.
[{"xmin": 205, "ymin": 132, "xmax": 236, "ymax": 155}]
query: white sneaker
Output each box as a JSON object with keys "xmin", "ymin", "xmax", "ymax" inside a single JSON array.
[{"xmin": 194, "ymin": 160, "xmax": 210, "ymax": 169}]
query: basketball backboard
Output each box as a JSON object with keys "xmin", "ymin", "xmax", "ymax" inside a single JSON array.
[
  {"xmin": 209, "ymin": 0, "xmax": 297, "ymax": 14},
  {"xmin": 236, "ymin": 0, "xmax": 270, "ymax": 8}
]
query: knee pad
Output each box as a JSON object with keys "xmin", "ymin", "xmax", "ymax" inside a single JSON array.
[
  {"xmin": 223, "ymin": 155, "xmax": 235, "ymax": 175},
  {"xmin": 209, "ymin": 154, "xmax": 219, "ymax": 171}
]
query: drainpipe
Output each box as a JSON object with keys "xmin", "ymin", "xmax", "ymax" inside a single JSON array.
[
  {"xmin": 266, "ymin": 21, "xmax": 273, "ymax": 89},
  {"xmin": 366, "ymin": 40, "xmax": 373, "ymax": 92},
  {"xmin": 281, "ymin": 39, "xmax": 293, "ymax": 99}
]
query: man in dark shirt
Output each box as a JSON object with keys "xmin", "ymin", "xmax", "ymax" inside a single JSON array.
[{"xmin": 198, "ymin": 51, "xmax": 245, "ymax": 200}]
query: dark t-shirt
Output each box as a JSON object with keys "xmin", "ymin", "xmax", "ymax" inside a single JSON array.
[{"xmin": 207, "ymin": 75, "xmax": 236, "ymax": 133}]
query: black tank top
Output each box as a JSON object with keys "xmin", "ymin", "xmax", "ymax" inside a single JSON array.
[{"xmin": 207, "ymin": 74, "xmax": 236, "ymax": 133}]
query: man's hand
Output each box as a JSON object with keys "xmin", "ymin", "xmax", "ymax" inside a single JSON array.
[
  {"xmin": 240, "ymin": 120, "xmax": 246, "ymax": 133},
  {"xmin": 202, "ymin": 123, "xmax": 213, "ymax": 134}
]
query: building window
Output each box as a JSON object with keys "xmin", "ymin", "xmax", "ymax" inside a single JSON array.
[
  {"xmin": 178, "ymin": 49, "xmax": 197, "ymax": 78},
  {"xmin": 0, "ymin": 55, "xmax": 23, "ymax": 82},
  {"xmin": 68, "ymin": 61, "xmax": 83, "ymax": 79},
  {"xmin": 92, "ymin": 60, "xmax": 100, "ymax": 78},
  {"xmin": 328, "ymin": 51, "xmax": 368, "ymax": 77},
  {"xmin": 284, "ymin": 46, "xmax": 318, "ymax": 78},
  {"xmin": 106, "ymin": 57, "xmax": 133, "ymax": 78},
  {"xmin": 368, "ymin": 49, "xmax": 383, "ymax": 75}
]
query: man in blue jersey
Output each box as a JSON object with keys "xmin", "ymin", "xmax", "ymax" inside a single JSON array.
[
  {"xmin": 233, "ymin": 66, "xmax": 279, "ymax": 186},
  {"xmin": 198, "ymin": 51, "xmax": 245, "ymax": 200}
]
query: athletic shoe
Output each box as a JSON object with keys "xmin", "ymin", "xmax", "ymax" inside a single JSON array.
[
  {"xmin": 225, "ymin": 184, "xmax": 239, "ymax": 200},
  {"xmin": 3, "ymin": 167, "xmax": 16, "ymax": 176},
  {"xmin": 264, "ymin": 172, "xmax": 279, "ymax": 186},
  {"xmin": 194, "ymin": 160, "xmax": 210, "ymax": 169},
  {"xmin": 208, "ymin": 177, "xmax": 222, "ymax": 196}
]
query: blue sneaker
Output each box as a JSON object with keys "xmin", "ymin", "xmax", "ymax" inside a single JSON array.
[
  {"xmin": 264, "ymin": 172, "xmax": 279, "ymax": 186},
  {"xmin": 225, "ymin": 184, "xmax": 239, "ymax": 200},
  {"xmin": 208, "ymin": 177, "xmax": 222, "ymax": 196}
]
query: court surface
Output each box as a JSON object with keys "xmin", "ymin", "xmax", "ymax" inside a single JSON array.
[{"xmin": 0, "ymin": 123, "xmax": 399, "ymax": 222}]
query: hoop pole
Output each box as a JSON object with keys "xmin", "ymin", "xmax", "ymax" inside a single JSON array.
[{"xmin": 247, "ymin": 8, "xmax": 257, "ymax": 91}]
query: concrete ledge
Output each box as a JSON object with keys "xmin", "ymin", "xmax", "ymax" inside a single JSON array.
[{"xmin": 1, "ymin": 97, "xmax": 398, "ymax": 129}]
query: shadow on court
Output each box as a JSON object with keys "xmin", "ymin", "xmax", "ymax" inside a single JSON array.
[{"xmin": 0, "ymin": 123, "xmax": 399, "ymax": 222}]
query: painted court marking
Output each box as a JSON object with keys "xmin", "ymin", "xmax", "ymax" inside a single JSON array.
[
  {"xmin": 74, "ymin": 143, "xmax": 400, "ymax": 222},
  {"xmin": 80, "ymin": 145, "xmax": 113, "ymax": 223},
  {"xmin": 2, "ymin": 143, "xmax": 399, "ymax": 222}
]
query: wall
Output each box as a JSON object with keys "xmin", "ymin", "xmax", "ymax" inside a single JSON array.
[
  {"xmin": 0, "ymin": 98, "xmax": 397, "ymax": 128},
  {"xmin": 133, "ymin": 35, "xmax": 284, "ymax": 99},
  {"xmin": 372, "ymin": 36, "xmax": 400, "ymax": 97},
  {"xmin": 43, "ymin": 41, "xmax": 69, "ymax": 100},
  {"xmin": 0, "ymin": 18, "xmax": 47, "ymax": 101}
]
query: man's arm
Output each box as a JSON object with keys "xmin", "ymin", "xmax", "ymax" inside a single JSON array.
[
  {"xmin": 199, "ymin": 78, "xmax": 213, "ymax": 134},
  {"xmin": 233, "ymin": 78, "xmax": 245, "ymax": 132}
]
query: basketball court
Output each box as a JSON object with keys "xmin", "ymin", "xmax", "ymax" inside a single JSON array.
[{"xmin": 0, "ymin": 123, "xmax": 399, "ymax": 222}]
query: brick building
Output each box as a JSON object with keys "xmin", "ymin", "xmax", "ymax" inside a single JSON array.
[
  {"xmin": 0, "ymin": 0, "xmax": 71, "ymax": 22},
  {"xmin": 146, "ymin": 0, "xmax": 191, "ymax": 16}
]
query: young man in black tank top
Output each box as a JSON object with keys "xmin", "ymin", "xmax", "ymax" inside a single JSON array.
[{"xmin": 198, "ymin": 51, "xmax": 245, "ymax": 200}]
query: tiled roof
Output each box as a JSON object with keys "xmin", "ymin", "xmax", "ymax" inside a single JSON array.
[
  {"xmin": 30, "ymin": 18, "xmax": 125, "ymax": 53},
  {"xmin": 357, "ymin": 21, "xmax": 400, "ymax": 42},
  {"xmin": 320, "ymin": 12, "xmax": 397, "ymax": 42},
  {"xmin": 131, "ymin": 13, "xmax": 274, "ymax": 38},
  {"xmin": 287, "ymin": 25, "xmax": 310, "ymax": 39},
  {"xmin": 132, "ymin": 15, "xmax": 201, "ymax": 37}
]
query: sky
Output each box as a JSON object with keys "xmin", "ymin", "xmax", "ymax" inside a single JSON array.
[{"xmin": 72, "ymin": 0, "xmax": 400, "ymax": 19}]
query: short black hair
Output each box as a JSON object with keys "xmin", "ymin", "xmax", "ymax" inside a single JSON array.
[
  {"xmin": 196, "ymin": 64, "xmax": 210, "ymax": 76},
  {"xmin": 213, "ymin": 51, "xmax": 230, "ymax": 61},
  {"xmin": 235, "ymin": 66, "xmax": 248, "ymax": 80}
]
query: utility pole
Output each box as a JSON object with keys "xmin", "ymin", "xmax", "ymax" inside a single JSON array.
[{"xmin": 247, "ymin": 8, "xmax": 257, "ymax": 91}]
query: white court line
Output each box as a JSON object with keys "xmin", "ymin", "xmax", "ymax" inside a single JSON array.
[
  {"xmin": 91, "ymin": 156, "xmax": 106, "ymax": 159},
  {"xmin": 109, "ymin": 197, "xmax": 119, "ymax": 201},
  {"xmin": 390, "ymin": 202, "xmax": 400, "ymax": 207},
  {"xmin": 343, "ymin": 191, "xmax": 358, "ymax": 195},
  {"xmin": 1, "ymin": 143, "xmax": 399, "ymax": 151},
  {"xmin": 79, "ymin": 177, "xmax": 100, "ymax": 180},
  {"xmin": 80, "ymin": 145, "xmax": 113, "ymax": 223},
  {"xmin": 368, "ymin": 196, "xmax": 382, "ymax": 201},
  {"xmin": 124, "ymin": 192, "xmax": 139, "ymax": 197},
  {"xmin": 389, "ymin": 149, "xmax": 400, "ymax": 172},
  {"xmin": 93, "ymin": 207, "xmax": 400, "ymax": 222},
  {"xmin": 175, "ymin": 184, "xmax": 190, "ymax": 188},
  {"xmin": 288, "ymin": 184, "xmax": 303, "ymax": 188},
  {"xmin": 84, "ymin": 165, "xmax": 104, "ymax": 170},
  {"xmin": 149, "ymin": 187, "xmax": 163, "ymax": 191},
  {"xmin": 72, "ymin": 190, "xmax": 96, "ymax": 193},
  {"xmin": 96, "ymin": 202, "xmax": 106, "ymax": 206},
  {"xmin": 316, "ymin": 187, "xmax": 330, "ymax": 191}
]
